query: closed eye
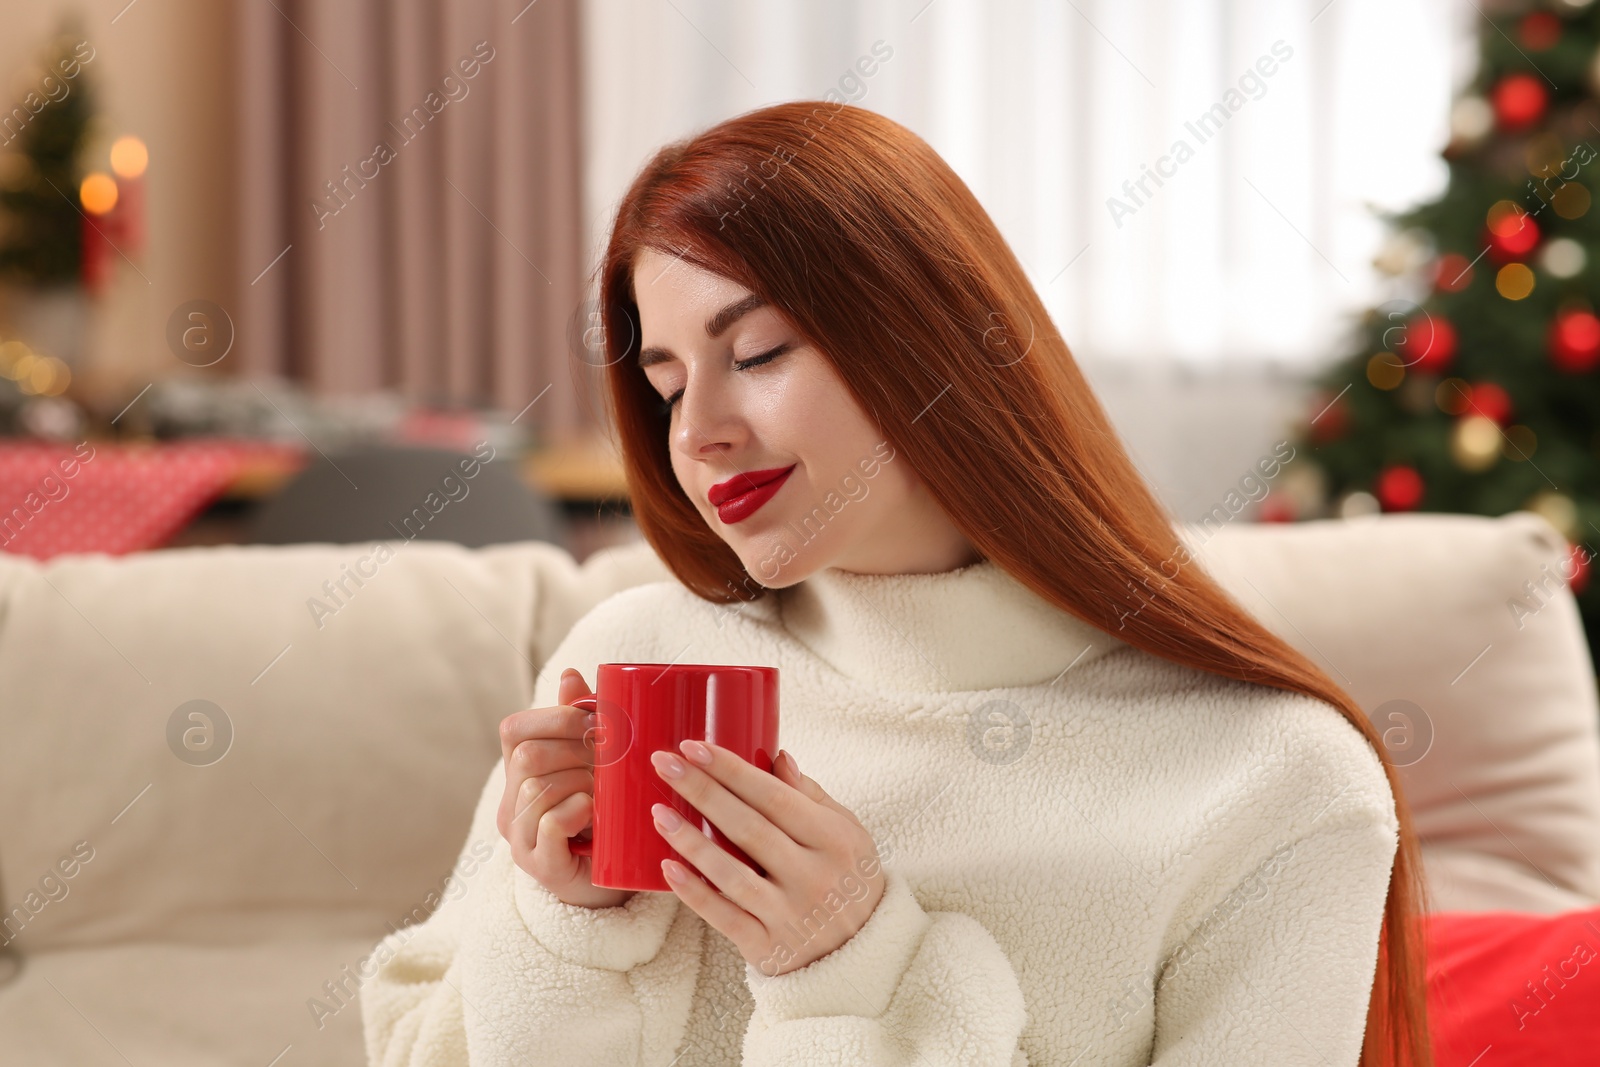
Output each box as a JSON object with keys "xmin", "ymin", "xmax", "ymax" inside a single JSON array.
[{"xmin": 658, "ymin": 343, "xmax": 791, "ymax": 413}]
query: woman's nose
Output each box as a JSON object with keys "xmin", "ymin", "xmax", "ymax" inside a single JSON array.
[{"xmin": 672, "ymin": 374, "xmax": 746, "ymax": 455}]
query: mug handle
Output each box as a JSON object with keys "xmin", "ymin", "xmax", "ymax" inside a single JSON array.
[{"xmin": 568, "ymin": 694, "xmax": 599, "ymax": 858}]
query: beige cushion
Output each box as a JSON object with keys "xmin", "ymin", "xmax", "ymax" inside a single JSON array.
[
  {"xmin": 0, "ymin": 536, "xmax": 668, "ymax": 953},
  {"xmin": 0, "ymin": 936, "xmax": 377, "ymax": 1066},
  {"xmin": 1181, "ymin": 511, "xmax": 1600, "ymax": 913}
]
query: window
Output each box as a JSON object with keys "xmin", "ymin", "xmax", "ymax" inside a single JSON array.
[{"xmin": 582, "ymin": 0, "xmax": 1474, "ymax": 369}]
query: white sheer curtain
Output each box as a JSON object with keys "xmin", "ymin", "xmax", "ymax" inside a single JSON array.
[{"xmin": 580, "ymin": 0, "xmax": 1476, "ymax": 371}]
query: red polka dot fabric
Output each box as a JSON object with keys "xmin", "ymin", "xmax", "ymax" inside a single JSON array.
[{"xmin": 0, "ymin": 438, "xmax": 307, "ymax": 560}]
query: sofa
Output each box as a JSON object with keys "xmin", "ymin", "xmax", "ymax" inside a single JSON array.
[{"xmin": 0, "ymin": 510, "xmax": 1595, "ymax": 1064}]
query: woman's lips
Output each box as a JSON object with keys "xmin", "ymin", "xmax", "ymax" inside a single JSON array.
[{"xmin": 709, "ymin": 465, "xmax": 795, "ymax": 524}]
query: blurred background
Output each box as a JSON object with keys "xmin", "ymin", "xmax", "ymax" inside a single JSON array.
[{"xmin": 0, "ymin": 0, "xmax": 1595, "ymax": 638}]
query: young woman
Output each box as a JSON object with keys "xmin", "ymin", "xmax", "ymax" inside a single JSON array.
[{"xmin": 363, "ymin": 102, "xmax": 1433, "ymax": 1067}]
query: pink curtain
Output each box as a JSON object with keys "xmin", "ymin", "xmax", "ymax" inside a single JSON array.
[{"xmin": 235, "ymin": 0, "xmax": 595, "ymax": 439}]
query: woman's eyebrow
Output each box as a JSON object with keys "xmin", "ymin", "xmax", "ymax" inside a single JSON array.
[
  {"xmin": 706, "ymin": 293, "xmax": 767, "ymax": 338},
  {"xmin": 637, "ymin": 293, "xmax": 769, "ymax": 368}
]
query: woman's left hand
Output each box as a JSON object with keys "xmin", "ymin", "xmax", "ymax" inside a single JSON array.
[{"xmin": 649, "ymin": 740, "xmax": 886, "ymax": 977}]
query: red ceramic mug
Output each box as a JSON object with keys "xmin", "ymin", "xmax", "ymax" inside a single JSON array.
[{"xmin": 569, "ymin": 662, "xmax": 780, "ymax": 892}]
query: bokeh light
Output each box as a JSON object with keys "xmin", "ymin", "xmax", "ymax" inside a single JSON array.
[
  {"xmin": 110, "ymin": 136, "xmax": 149, "ymax": 179},
  {"xmin": 80, "ymin": 172, "xmax": 118, "ymax": 214}
]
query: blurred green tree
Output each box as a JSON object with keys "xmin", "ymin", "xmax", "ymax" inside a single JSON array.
[
  {"xmin": 1290, "ymin": 1, "xmax": 1600, "ymax": 668},
  {"xmin": 0, "ymin": 25, "xmax": 96, "ymax": 286}
]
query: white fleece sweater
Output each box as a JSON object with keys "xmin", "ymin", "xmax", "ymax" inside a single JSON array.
[{"xmin": 361, "ymin": 558, "xmax": 1398, "ymax": 1066}]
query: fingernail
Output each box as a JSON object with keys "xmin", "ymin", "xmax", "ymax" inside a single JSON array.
[
  {"xmin": 652, "ymin": 750, "xmax": 685, "ymax": 778},
  {"xmin": 662, "ymin": 858, "xmax": 688, "ymax": 884},
  {"xmin": 584, "ymin": 711, "xmax": 599, "ymax": 728},
  {"xmin": 680, "ymin": 738, "xmax": 712, "ymax": 766},
  {"xmin": 652, "ymin": 803, "xmax": 683, "ymax": 831}
]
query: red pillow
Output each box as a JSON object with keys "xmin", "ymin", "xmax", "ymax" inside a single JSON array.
[{"xmin": 1425, "ymin": 905, "xmax": 1600, "ymax": 1065}]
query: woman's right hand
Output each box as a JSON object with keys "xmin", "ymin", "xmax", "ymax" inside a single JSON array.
[{"xmin": 497, "ymin": 668, "xmax": 635, "ymax": 909}]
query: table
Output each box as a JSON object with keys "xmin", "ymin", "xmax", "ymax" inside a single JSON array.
[
  {"xmin": 0, "ymin": 436, "xmax": 632, "ymax": 561},
  {"xmin": 219, "ymin": 436, "xmax": 631, "ymax": 502}
]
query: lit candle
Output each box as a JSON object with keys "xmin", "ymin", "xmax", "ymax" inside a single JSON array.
[{"xmin": 109, "ymin": 135, "xmax": 147, "ymax": 258}]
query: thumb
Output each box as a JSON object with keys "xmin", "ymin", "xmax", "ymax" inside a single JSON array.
[
  {"xmin": 779, "ymin": 750, "xmax": 839, "ymax": 809},
  {"xmin": 558, "ymin": 667, "xmax": 593, "ymax": 709}
]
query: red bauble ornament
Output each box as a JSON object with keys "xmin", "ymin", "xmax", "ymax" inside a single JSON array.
[
  {"xmin": 1492, "ymin": 72, "xmax": 1549, "ymax": 131},
  {"xmin": 1308, "ymin": 388, "xmax": 1349, "ymax": 444},
  {"xmin": 1567, "ymin": 543, "xmax": 1591, "ymax": 596},
  {"xmin": 1257, "ymin": 492, "xmax": 1295, "ymax": 523},
  {"xmin": 1376, "ymin": 465, "xmax": 1425, "ymax": 512},
  {"xmin": 1434, "ymin": 253, "xmax": 1474, "ymax": 293},
  {"xmin": 1549, "ymin": 310, "xmax": 1600, "ymax": 372},
  {"xmin": 1395, "ymin": 313, "xmax": 1457, "ymax": 373},
  {"xmin": 1486, "ymin": 210, "xmax": 1540, "ymax": 261},
  {"xmin": 1467, "ymin": 382, "xmax": 1512, "ymax": 425},
  {"xmin": 1519, "ymin": 12, "xmax": 1562, "ymax": 51}
]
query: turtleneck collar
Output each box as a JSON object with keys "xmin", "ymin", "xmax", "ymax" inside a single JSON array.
[{"xmin": 773, "ymin": 558, "xmax": 1125, "ymax": 693}]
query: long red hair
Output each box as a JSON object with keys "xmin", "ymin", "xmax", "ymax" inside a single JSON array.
[{"xmin": 595, "ymin": 101, "xmax": 1432, "ymax": 1067}]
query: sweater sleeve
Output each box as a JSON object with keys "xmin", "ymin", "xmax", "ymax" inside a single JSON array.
[
  {"xmin": 360, "ymin": 754, "xmax": 707, "ymax": 1065},
  {"xmin": 361, "ymin": 583, "xmax": 709, "ymax": 1067},
  {"xmin": 738, "ymin": 863, "xmax": 1031, "ymax": 1065},
  {"xmin": 1144, "ymin": 812, "xmax": 1399, "ymax": 1066}
]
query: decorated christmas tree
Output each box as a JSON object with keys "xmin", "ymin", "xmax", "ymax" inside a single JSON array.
[
  {"xmin": 1287, "ymin": 0, "xmax": 1600, "ymax": 668},
  {"xmin": 0, "ymin": 27, "xmax": 95, "ymax": 285}
]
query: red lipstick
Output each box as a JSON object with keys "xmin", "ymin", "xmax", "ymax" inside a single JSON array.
[{"xmin": 708, "ymin": 465, "xmax": 795, "ymax": 524}]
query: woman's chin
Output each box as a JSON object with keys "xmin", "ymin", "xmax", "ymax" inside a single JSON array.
[{"xmin": 727, "ymin": 538, "xmax": 819, "ymax": 591}]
